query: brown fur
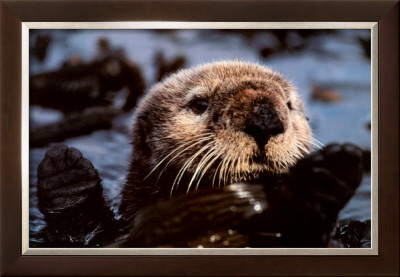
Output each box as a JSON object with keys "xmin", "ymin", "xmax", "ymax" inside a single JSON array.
[{"xmin": 119, "ymin": 61, "xmax": 313, "ymax": 220}]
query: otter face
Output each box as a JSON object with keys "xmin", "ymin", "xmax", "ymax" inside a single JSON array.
[{"xmin": 133, "ymin": 61, "xmax": 313, "ymax": 194}]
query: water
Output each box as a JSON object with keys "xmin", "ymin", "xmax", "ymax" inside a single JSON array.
[{"xmin": 29, "ymin": 29, "xmax": 372, "ymax": 243}]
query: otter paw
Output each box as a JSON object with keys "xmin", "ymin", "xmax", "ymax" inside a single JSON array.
[
  {"xmin": 318, "ymin": 143, "xmax": 364, "ymax": 188},
  {"xmin": 37, "ymin": 144, "xmax": 101, "ymax": 215},
  {"xmin": 285, "ymin": 143, "xmax": 364, "ymax": 219},
  {"xmin": 262, "ymin": 143, "xmax": 365, "ymax": 247},
  {"xmin": 285, "ymin": 143, "xmax": 363, "ymax": 218},
  {"xmin": 297, "ymin": 143, "xmax": 364, "ymax": 189}
]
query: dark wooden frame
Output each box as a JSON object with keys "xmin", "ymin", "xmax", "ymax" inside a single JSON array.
[{"xmin": 1, "ymin": 0, "xmax": 399, "ymax": 276}]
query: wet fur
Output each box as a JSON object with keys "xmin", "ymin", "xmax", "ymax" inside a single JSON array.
[{"xmin": 120, "ymin": 61, "xmax": 314, "ymax": 220}]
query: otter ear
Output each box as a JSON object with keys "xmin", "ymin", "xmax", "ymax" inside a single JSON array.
[
  {"xmin": 137, "ymin": 115, "xmax": 151, "ymax": 133},
  {"xmin": 135, "ymin": 115, "xmax": 152, "ymax": 154}
]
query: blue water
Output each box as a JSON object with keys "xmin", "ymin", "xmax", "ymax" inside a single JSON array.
[{"xmin": 29, "ymin": 29, "xmax": 372, "ymax": 240}]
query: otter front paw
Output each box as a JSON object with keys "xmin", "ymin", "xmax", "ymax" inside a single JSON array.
[
  {"xmin": 36, "ymin": 144, "xmax": 118, "ymax": 247},
  {"xmin": 319, "ymin": 143, "xmax": 364, "ymax": 188},
  {"xmin": 37, "ymin": 144, "xmax": 101, "ymax": 215},
  {"xmin": 267, "ymin": 143, "xmax": 365, "ymax": 247},
  {"xmin": 296, "ymin": 143, "xmax": 364, "ymax": 190}
]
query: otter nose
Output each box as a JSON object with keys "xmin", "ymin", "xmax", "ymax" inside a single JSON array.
[{"xmin": 244, "ymin": 103, "xmax": 284, "ymax": 149}]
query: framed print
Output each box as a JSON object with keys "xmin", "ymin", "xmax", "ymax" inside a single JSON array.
[
  {"xmin": 1, "ymin": 0, "xmax": 399, "ymax": 276},
  {"xmin": 25, "ymin": 23, "xmax": 377, "ymax": 254}
]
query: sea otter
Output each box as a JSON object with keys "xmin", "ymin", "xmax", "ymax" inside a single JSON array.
[{"xmin": 35, "ymin": 61, "xmax": 364, "ymax": 248}]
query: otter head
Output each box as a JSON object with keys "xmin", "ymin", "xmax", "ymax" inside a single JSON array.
[{"xmin": 131, "ymin": 61, "xmax": 312, "ymax": 195}]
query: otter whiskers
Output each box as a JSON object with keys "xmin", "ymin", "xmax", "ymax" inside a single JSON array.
[
  {"xmin": 171, "ymin": 136, "xmax": 215, "ymax": 194},
  {"xmin": 155, "ymin": 135, "xmax": 215, "ymax": 184},
  {"xmin": 194, "ymin": 145, "xmax": 223, "ymax": 191},
  {"xmin": 295, "ymin": 130, "xmax": 324, "ymax": 151},
  {"xmin": 144, "ymin": 134, "xmax": 214, "ymax": 180},
  {"xmin": 187, "ymin": 144, "xmax": 220, "ymax": 192}
]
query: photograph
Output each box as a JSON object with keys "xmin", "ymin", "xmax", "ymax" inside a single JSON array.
[
  {"xmin": 1, "ymin": 0, "xmax": 399, "ymax": 275},
  {"xmin": 28, "ymin": 28, "xmax": 373, "ymax": 249}
]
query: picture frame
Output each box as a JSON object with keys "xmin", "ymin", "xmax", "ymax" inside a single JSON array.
[{"xmin": 1, "ymin": 0, "xmax": 399, "ymax": 276}]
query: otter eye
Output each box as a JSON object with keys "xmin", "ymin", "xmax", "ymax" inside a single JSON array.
[
  {"xmin": 188, "ymin": 98, "xmax": 208, "ymax": 115},
  {"xmin": 286, "ymin": 101, "xmax": 293, "ymax": 110}
]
